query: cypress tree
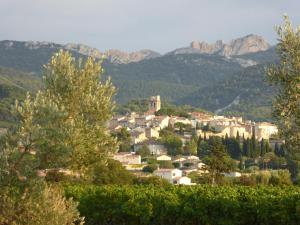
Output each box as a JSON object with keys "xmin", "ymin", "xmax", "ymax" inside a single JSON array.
[
  {"xmin": 275, "ymin": 142, "xmax": 280, "ymax": 156},
  {"xmin": 280, "ymin": 144, "xmax": 286, "ymax": 157},
  {"xmin": 225, "ymin": 133, "xmax": 229, "ymax": 146},
  {"xmin": 251, "ymin": 128, "xmax": 257, "ymax": 158},
  {"xmin": 265, "ymin": 141, "xmax": 271, "ymax": 153},
  {"xmin": 236, "ymin": 131, "xmax": 240, "ymax": 142},
  {"xmin": 260, "ymin": 138, "xmax": 266, "ymax": 156},
  {"xmin": 242, "ymin": 138, "xmax": 247, "ymax": 156},
  {"xmin": 243, "ymin": 138, "xmax": 251, "ymax": 158},
  {"xmin": 197, "ymin": 134, "xmax": 202, "ymax": 151},
  {"xmin": 204, "ymin": 132, "xmax": 207, "ymax": 141}
]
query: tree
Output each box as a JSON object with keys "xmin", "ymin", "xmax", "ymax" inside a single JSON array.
[
  {"xmin": 93, "ymin": 159, "xmax": 135, "ymax": 184},
  {"xmin": 236, "ymin": 131, "xmax": 240, "ymax": 141},
  {"xmin": 197, "ymin": 134, "xmax": 202, "ymax": 151},
  {"xmin": 158, "ymin": 160, "xmax": 174, "ymax": 169},
  {"xmin": 0, "ymin": 184, "xmax": 83, "ymax": 225},
  {"xmin": 41, "ymin": 50, "xmax": 116, "ymax": 174},
  {"xmin": 162, "ymin": 134, "xmax": 183, "ymax": 155},
  {"xmin": 197, "ymin": 140, "xmax": 210, "ymax": 158},
  {"xmin": 269, "ymin": 170, "xmax": 292, "ymax": 186},
  {"xmin": 184, "ymin": 139, "xmax": 197, "ymax": 155},
  {"xmin": 239, "ymin": 157, "xmax": 245, "ymax": 170},
  {"xmin": 204, "ymin": 142, "xmax": 235, "ymax": 185},
  {"xmin": 260, "ymin": 138, "xmax": 266, "ymax": 156},
  {"xmin": 0, "ymin": 50, "xmax": 116, "ymax": 224},
  {"xmin": 267, "ymin": 17, "xmax": 300, "ymax": 177},
  {"xmin": 265, "ymin": 141, "xmax": 272, "ymax": 153},
  {"xmin": 242, "ymin": 138, "xmax": 251, "ymax": 157},
  {"xmin": 136, "ymin": 145, "xmax": 151, "ymax": 158},
  {"xmin": 226, "ymin": 137, "xmax": 242, "ymax": 160},
  {"xmin": 274, "ymin": 143, "xmax": 281, "ymax": 157},
  {"xmin": 250, "ymin": 129, "xmax": 258, "ymax": 158},
  {"xmin": 115, "ymin": 128, "xmax": 132, "ymax": 152},
  {"xmin": 142, "ymin": 164, "xmax": 158, "ymax": 173}
]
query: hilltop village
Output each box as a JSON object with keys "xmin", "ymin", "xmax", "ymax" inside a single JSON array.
[{"xmin": 108, "ymin": 96, "xmax": 281, "ymax": 185}]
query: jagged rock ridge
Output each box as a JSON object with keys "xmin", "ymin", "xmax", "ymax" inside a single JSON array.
[
  {"xmin": 0, "ymin": 40, "xmax": 161, "ymax": 64},
  {"xmin": 170, "ymin": 34, "xmax": 270, "ymax": 57}
]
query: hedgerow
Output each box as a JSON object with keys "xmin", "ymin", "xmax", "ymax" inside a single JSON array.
[{"xmin": 65, "ymin": 185, "xmax": 300, "ymax": 225}]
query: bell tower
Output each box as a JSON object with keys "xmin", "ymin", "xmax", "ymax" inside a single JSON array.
[{"xmin": 149, "ymin": 95, "xmax": 161, "ymax": 112}]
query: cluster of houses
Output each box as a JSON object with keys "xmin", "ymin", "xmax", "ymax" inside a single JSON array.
[
  {"xmin": 113, "ymin": 152, "xmax": 203, "ymax": 185},
  {"xmin": 109, "ymin": 95, "xmax": 278, "ymax": 185}
]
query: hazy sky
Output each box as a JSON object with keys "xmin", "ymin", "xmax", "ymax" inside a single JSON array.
[{"xmin": 1, "ymin": 0, "xmax": 300, "ymax": 53}]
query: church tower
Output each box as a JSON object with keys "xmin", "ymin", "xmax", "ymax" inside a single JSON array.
[{"xmin": 149, "ymin": 95, "xmax": 161, "ymax": 112}]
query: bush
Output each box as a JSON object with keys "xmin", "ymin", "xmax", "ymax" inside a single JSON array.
[
  {"xmin": 92, "ymin": 159, "xmax": 135, "ymax": 185},
  {"xmin": 172, "ymin": 162, "xmax": 180, "ymax": 168},
  {"xmin": 269, "ymin": 170, "xmax": 292, "ymax": 186},
  {"xmin": 133, "ymin": 176, "xmax": 171, "ymax": 186},
  {"xmin": 142, "ymin": 164, "xmax": 158, "ymax": 173},
  {"xmin": 158, "ymin": 160, "xmax": 174, "ymax": 169},
  {"xmin": 1, "ymin": 184, "xmax": 83, "ymax": 225},
  {"xmin": 65, "ymin": 184, "xmax": 300, "ymax": 225},
  {"xmin": 236, "ymin": 175, "xmax": 257, "ymax": 186}
]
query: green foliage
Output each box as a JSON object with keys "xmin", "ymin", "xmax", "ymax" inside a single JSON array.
[
  {"xmin": 65, "ymin": 184, "xmax": 300, "ymax": 225},
  {"xmin": 183, "ymin": 139, "xmax": 197, "ymax": 155},
  {"xmin": 136, "ymin": 145, "xmax": 151, "ymax": 158},
  {"xmin": 267, "ymin": 16, "xmax": 300, "ymax": 154},
  {"xmin": 133, "ymin": 176, "xmax": 171, "ymax": 186},
  {"xmin": 269, "ymin": 170, "xmax": 293, "ymax": 186},
  {"xmin": 0, "ymin": 67, "xmax": 42, "ymax": 126},
  {"xmin": 0, "ymin": 50, "xmax": 117, "ymax": 224},
  {"xmin": 0, "ymin": 40, "xmax": 279, "ymax": 121},
  {"xmin": 0, "ymin": 183, "xmax": 83, "ymax": 225},
  {"xmin": 225, "ymin": 137, "xmax": 242, "ymax": 160},
  {"xmin": 204, "ymin": 139, "xmax": 236, "ymax": 184},
  {"xmin": 156, "ymin": 102, "xmax": 208, "ymax": 118},
  {"xmin": 116, "ymin": 99, "xmax": 149, "ymax": 114},
  {"xmin": 92, "ymin": 159, "xmax": 135, "ymax": 185},
  {"xmin": 158, "ymin": 160, "xmax": 174, "ymax": 169},
  {"xmin": 114, "ymin": 127, "xmax": 132, "ymax": 152},
  {"xmin": 161, "ymin": 133, "xmax": 183, "ymax": 155},
  {"xmin": 142, "ymin": 164, "xmax": 158, "ymax": 173}
]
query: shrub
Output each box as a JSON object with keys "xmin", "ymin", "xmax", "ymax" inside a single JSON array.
[
  {"xmin": 142, "ymin": 164, "xmax": 158, "ymax": 173},
  {"xmin": 133, "ymin": 176, "xmax": 171, "ymax": 186},
  {"xmin": 158, "ymin": 160, "xmax": 174, "ymax": 169},
  {"xmin": 1, "ymin": 184, "xmax": 83, "ymax": 225},
  {"xmin": 269, "ymin": 170, "xmax": 292, "ymax": 186},
  {"xmin": 65, "ymin": 184, "xmax": 300, "ymax": 225}
]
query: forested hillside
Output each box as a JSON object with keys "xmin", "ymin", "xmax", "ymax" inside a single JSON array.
[
  {"xmin": 0, "ymin": 40, "xmax": 278, "ymax": 122},
  {"xmin": 0, "ymin": 67, "xmax": 41, "ymax": 126}
]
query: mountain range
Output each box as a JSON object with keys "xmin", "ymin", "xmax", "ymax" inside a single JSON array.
[{"xmin": 0, "ymin": 34, "xmax": 279, "ymax": 126}]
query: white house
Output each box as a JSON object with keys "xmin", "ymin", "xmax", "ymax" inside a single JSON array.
[
  {"xmin": 130, "ymin": 128, "xmax": 147, "ymax": 144},
  {"xmin": 145, "ymin": 127, "xmax": 160, "ymax": 139},
  {"xmin": 154, "ymin": 168, "xmax": 182, "ymax": 182},
  {"xmin": 156, "ymin": 155, "xmax": 172, "ymax": 161},
  {"xmin": 154, "ymin": 168, "xmax": 192, "ymax": 185},
  {"xmin": 255, "ymin": 122, "xmax": 278, "ymax": 140},
  {"xmin": 173, "ymin": 176, "xmax": 192, "ymax": 185},
  {"xmin": 113, "ymin": 152, "xmax": 141, "ymax": 165},
  {"xmin": 223, "ymin": 172, "xmax": 242, "ymax": 177},
  {"xmin": 134, "ymin": 139, "xmax": 166, "ymax": 155}
]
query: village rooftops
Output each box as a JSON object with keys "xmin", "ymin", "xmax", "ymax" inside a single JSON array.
[
  {"xmin": 155, "ymin": 168, "xmax": 181, "ymax": 172},
  {"xmin": 134, "ymin": 138, "xmax": 162, "ymax": 145}
]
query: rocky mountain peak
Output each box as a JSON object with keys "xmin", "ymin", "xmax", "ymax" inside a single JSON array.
[
  {"xmin": 105, "ymin": 49, "xmax": 161, "ymax": 64},
  {"xmin": 64, "ymin": 43, "xmax": 104, "ymax": 59},
  {"xmin": 222, "ymin": 34, "xmax": 270, "ymax": 56},
  {"xmin": 189, "ymin": 34, "xmax": 270, "ymax": 56}
]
